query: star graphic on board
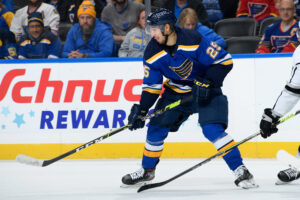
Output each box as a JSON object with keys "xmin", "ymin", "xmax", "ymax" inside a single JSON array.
[
  {"xmin": 13, "ymin": 113, "xmax": 26, "ymax": 128},
  {"xmin": 1, "ymin": 106, "xmax": 10, "ymax": 117},
  {"xmin": 29, "ymin": 110, "xmax": 35, "ymax": 117}
]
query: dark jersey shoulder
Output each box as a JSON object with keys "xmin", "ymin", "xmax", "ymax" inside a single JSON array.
[
  {"xmin": 144, "ymin": 38, "xmax": 163, "ymax": 61},
  {"xmin": 144, "ymin": 27, "xmax": 203, "ymax": 61},
  {"xmin": 176, "ymin": 27, "xmax": 203, "ymax": 45}
]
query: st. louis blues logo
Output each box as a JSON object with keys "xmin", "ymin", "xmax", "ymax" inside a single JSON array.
[{"xmin": 169, "ymin": 59, "xmax": 193, "ymax": 80}]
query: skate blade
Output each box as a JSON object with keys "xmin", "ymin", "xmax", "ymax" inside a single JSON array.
[
  {"xmin": 120, "ymin": 181, "xmax": 151, "ymax": 188},
  {"xmin": 238, "ymin": 179, "xmax": 259, "ymax": 189},
  {"xmin": 275, "ymin": 179, "xmax": 290, "ymax": 185}
]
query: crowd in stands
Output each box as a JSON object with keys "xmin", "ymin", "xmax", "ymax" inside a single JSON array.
[{"xmin": 1, "ymin": 0, "xmax": 300, "ymax": 59}]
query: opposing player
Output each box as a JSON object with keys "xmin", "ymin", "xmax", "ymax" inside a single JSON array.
[
  {"xmin": 121, "ymin": 8, "xmax": 258, "ymax": 189},
  {"xmin": 260, "ymin": 45, "xmax": 300, "ymax": 184}
]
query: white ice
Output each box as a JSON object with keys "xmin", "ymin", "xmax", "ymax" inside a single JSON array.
[{"xmin": 1, "ymin": 158, "xmax": 299, "ymax": 200}]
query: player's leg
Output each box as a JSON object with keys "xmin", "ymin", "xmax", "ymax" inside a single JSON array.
[
  {"xmin": 121, "ymin": 124, "xmax": 169, "ymax": 186},
  {"xmin": 122, "ymin": 89, "xmax": 191, "ymax": 186},
  {"xmin": 198, "ymin": 93, "xmax": 258, "ymax": 189},
  {"xmin": 276, "ymin": 145, "xmax": 300, "ymax": 185}
]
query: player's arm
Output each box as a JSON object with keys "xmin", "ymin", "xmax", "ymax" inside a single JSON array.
[
  {"xmin": 127, "ymin": 60, "xmax": 163, "ymax": 131},
  {"xmin": 260, "ymin": 46, "xmax": 300, "ymax": 138},
  {"xmin": 199, "ymin": 40, "xmax": 233, "ymax": 87},
  {"xmin": 192, "ymin": 39, "xmax": 233, "ymax": 105}
]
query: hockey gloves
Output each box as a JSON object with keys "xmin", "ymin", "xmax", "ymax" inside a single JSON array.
[
  {"xmin": 192, "ymin": 76, "xmax": 212, "ymax": 106},
  {"xmin": 128, "ymin": 104, "xmax": 147, "ymax": 131},
  {"xmin": 260, "ymin": 108, "xmax": 280, "ymax": 138}
]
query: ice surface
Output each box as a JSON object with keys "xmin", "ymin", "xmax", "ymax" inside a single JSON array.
[{"xmin": 1, "ymin": 158, "xmax": 299, "ymax": 200}]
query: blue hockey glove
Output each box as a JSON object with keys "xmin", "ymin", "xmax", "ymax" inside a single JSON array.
[
  {"xmin": 192, "ymin": 77, "xmax": 212, "ymax": 106},
  {"xmin": 260, "ymin": 108, "xmax": 280, "ymax": 139},
  {"xmin": 128, "ymin": 104, "xmax": 147, "ymax": 131}
]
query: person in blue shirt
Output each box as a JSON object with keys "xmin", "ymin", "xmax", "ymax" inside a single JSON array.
[
  {"xmin": 18, "ymin": 12, "xmax": 62, "ymax": 59},
  {"xmin": 161, "ymin": 0, "xmax": 211, "ymax": 28},
  {"xmin": 1, "ymin": 0, "xmax": 14, "ymax": 12},
  {"xmin": 178, "ymin": 7, "xmax": 226, "ymax": 49},
  {"xmin": 62, "ymin": 0, "xmax": 115, "ymax": 58},
  {"xmin": 0, "ymin": 1, "xmax": 14, "ymax": 31},
  {"xmin": 121, "ymin": 8, "xmax": 258, "ymax": 189},
  {"xmin": 202, "ymin": 0, "xmax": 223, "ymax": 27},
  {"xmin": 0, "ymin": 28, "xmax": 17, "ymax": 59}
]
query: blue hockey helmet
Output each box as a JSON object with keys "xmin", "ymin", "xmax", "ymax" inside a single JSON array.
[
  {"xmin": 147, "ymin": 8, "xmax": 177, "ymax": 26},
  {"xmin": 146, "ymin": 8, "xmax": 177, "ymax": 34}
]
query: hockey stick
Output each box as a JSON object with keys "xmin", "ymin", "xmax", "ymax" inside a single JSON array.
[
  {"xmin": 16, "ymin": 95, "xmax": 193, "ymax": 167},
  {"xmin": 138, "ymin": 109, "xmax": 300, "ymax": 192}
]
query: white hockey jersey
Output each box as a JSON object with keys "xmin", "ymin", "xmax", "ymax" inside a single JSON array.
[
  {"xmin": 273, "ymin": 46, "xmax": 300, "ymax": 116},
  {"xmin": 10, "ymin": 3, "xmax": 60, "ymax": 41}
]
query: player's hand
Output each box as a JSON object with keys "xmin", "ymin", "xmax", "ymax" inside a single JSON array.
[
  {"xmin": 128, "ymin": 104, "xmax": 147, "ymax": 131},
  {"xmin": 260, "ymin": 108, "xmax": 280, "ymax": 138},
  {"xmin": 192, "ymin": 76, "xmax": 212, "ymax": 106}
]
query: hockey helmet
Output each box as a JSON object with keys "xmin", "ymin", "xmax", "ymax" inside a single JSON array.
[{"xmin": 146, "ymin": 8, "xmax": 177, "ymax": 34}]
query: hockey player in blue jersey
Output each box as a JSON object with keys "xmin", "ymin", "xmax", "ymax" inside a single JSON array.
[{"xmin": 121, "ymin": 8, "xmax": 258, "ymax": 189}]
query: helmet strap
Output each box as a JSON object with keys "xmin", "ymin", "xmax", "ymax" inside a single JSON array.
[{"xmin": 162, "ymin": 24, "xmax": 174, "ymax": 46}]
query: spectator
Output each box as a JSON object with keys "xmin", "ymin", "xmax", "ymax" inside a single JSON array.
[
  {"xmin": 43, "ymin": 0, "xmax": 76, "ymax": 23},
  {"xmin": 2, "ymin": 0, "xmax": 14, "ymax": 11},
  {"xmin": 62, "ymin": 0, "xmax": 115, "ymax": 58},
  {"xmin": 256, "ymin": 0, "xmax": 299, "ymax": 53},
  {"xmin": 118, "ymin": 8, "xmax": 150, "ymax": 57},
  {"xmin": 236, "ymin": 0, "xmax": 279, "ymax": 23},
  {"xmin": 0, "ymin": 28, "xmax": 17, "ymax": 59},
  {"xmin": 101, "ymin": 0, "xmax": 144, "ymax": 47},
  {"xmin": 219, "ymin": 0, "xmax": 239, "ymax": 18},
  {"xmin": 10, "ymin": 0, "xmax": 60, "ymax": 42},
  {"xmin": 12, "ymin": 1, "xmax": 27, "ymax": 11},
  {"xmin": 0, "ymin": 0, "xmax": 14, "ymax": 31},
  {"xmin": 293, "ymin": 0, "xmax": 300, "ymax": 16},
  {"xmin": 178, "ymin": 8, "xmax": 226, "ymax": 48},
  {"xmin": 161, "ymin": 0, "xmax": 211, "ymax": 28},
  {"xmin": 202, "ymin": 0, "xmax": 223, "ymax": 27},
  {"xmin": 18, "ymin": 12, "xmax": 62, "ymax": 59},
  {"xmin": 73, "ymin": 0, "xmax": 104, "ymax": 23}
]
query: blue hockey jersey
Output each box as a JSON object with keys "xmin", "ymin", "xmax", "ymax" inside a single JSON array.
[
  {"xmin": 18, "ymin": 30, "xmax": 62, "ymax": 59},
  {"xmin": 257, "ymin": 19, "xmax": 300, "ymax": 53},
  {"xmin": 0, "ymin": 28, "xmax": 17, "ymax": 59},
  {"xmin": 142, "ymin": 27, "xmax": 232, "ymax": 96}
]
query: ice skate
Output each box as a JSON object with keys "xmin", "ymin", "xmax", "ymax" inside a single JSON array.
[
  {"xmin": 275, "ymin": 167, "xmax": 300, "ymax": 185},
  {"xmin": 234, "ymin": 165, "xmax": 258, "ymax": 189},
  {"xmin": 121, "ymin": 167, "xmax": 155, "ymax": 188}
]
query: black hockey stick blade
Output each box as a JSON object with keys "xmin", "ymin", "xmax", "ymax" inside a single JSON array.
[{"xmin": 138, "ymin": 109, "xmax": 300, "ymax": 192}]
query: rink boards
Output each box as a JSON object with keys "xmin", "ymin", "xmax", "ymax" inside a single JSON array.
[{"xmin": 0, "ymin": 54, "xmax": 299, "ymax": 160}]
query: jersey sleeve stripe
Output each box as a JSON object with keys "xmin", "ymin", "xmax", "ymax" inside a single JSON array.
[
  {"xmin": 40, "ymin": 39, "xmax": 51, "ymax": 44},
  {"xmin": 142, "ymin": 88, "xmax": 162, "ymax": 94},
  {"xmin": 213, "ymin": 53, "xmax": 233, "ymax": 65},
  {"xmin": 20, "ymin": 40, "xmax": 31, "ymax": 46},
  {"xmin": 146, "ymin": 50, "xmax": 167, "ymax": 64},
  {"xmin": 164, "ymin": 80, "xmax": 192, "ymax": 93},
  {"xmin": 177, "ymin": 45, "xmax": 199, "ymax": 51}
]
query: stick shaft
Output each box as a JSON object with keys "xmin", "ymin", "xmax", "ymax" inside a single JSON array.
[
  {"xmin": 17, "ymin": 96, "xmax": 193, "ymax": 167},
  {"xmin": 138, "ymin": 109, "xmax": 300, "ymax": 192}
]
